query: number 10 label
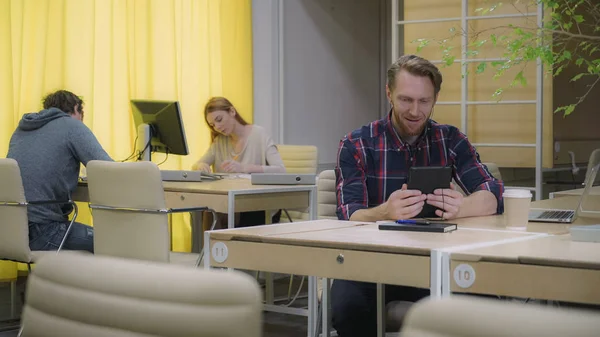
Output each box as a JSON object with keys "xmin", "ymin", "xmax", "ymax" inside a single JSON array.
[{"xmin": 453, "ymin": 263, "xmax": 476, "ymax": 288}]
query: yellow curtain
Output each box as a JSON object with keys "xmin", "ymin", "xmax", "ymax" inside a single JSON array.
[{"xmin": 0, "ymin": 0, "xmax": 253, "ymax": 278}]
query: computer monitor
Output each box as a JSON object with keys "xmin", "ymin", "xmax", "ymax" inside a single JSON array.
[{"xmin": 131, "ymin": 99, "xmax": 189, "ymax": 161}]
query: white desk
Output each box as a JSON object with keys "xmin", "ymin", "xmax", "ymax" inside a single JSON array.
[
  {"xmin": 448, "ymin": 234, "xmax": 600, "ymax": 304},
  {"xmin": 206, "ymin": 220, "xmax": 540, "ymax": 337},
  {"xmin": 74, "ymin": 177, "xmax": 318, "ymax": 228},
  {"xmin": 205, "ymin": 196, "xmax": 600, "ymax": 337}
]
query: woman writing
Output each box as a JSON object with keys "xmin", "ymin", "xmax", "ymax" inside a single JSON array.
[
  {"xmin": 193, "ymin": 96, "xmax": 285, "ymax": 174},
  {"xmin": 192, "ymin": 97, "xmax": 285, "ymax": 229}
]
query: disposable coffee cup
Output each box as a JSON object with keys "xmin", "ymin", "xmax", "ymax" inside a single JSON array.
[{"xmin": 502, "ymin": 189, "xmax": 532, "ymax": 229}]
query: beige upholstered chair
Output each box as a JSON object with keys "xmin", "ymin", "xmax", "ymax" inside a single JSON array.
[
  {"xmin": 316, "ymin": 170, "xmax": 337, "ymax": 219},
  {"xmin": 282, "ymin": 168, "xmax": 337, "ymax": 221},
  {"xmin": 86, "ymin": 160, "xmax": 216, "ymax": 266},
  {"xmin": 399, "ymin": 296, "xmax": 600, "ymax": 337},
  {"xmin": 276, "ymin": 144, "xmax": 319, "ymax": 222},
  {"xmin": 277, "ymin": 144, "xmax": 318, "ymax": 174},
  {"xmin": 0, "ymin": 158, "xmax": 78, "ymax": 318},
  {"xmin": 19, "ymin": 252, "xmax": 262, "ymax": 337}
]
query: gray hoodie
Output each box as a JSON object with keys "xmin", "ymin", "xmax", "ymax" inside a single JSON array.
[{"xmin": 7, "ymin": 108, "xmax": 112, "ymax": 224}]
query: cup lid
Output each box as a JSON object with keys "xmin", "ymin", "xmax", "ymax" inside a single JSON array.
[{"xmin": 503, "ymin": 189, "xmax": 532, "ymax": 198}]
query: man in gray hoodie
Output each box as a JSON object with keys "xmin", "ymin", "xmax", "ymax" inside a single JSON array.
[{"xmin": 7, "ymin": 90, "xmax": 112, "ymax": 253}]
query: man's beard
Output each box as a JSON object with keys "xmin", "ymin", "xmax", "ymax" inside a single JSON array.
[{"xmin": 391, "ymin": 108, "xmax": 428, "ymax": 138}]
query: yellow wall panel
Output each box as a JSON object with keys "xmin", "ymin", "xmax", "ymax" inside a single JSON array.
[{"xmin": 0, "ymin": 0, "xmax": 253, "ymax": 278}]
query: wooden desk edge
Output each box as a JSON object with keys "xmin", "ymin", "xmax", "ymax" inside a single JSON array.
[
  {"xmin": 449, "ymin": 259, "xmax": 600, "ymax": 305},
  {"xmin": 209, "ymin": 239, "xmax": 431, "ymax": 289}
]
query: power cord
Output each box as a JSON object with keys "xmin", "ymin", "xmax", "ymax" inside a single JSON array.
[
  {"xmin": 118, "ymin": 134, "xmax": 139, "ymax": 162},
  {"xmin": 157, "ymin": 149, "xmax": 169, "ymax": 166},
  {"xmin": 425, "ymin": 189, "xmax": 446, "ymax": 221},
  {"xmin": 135, "ymin": 138, "xmax": 152, "ymax": 161},
  {"xmin": 441, "ymin": 191, "xmax": 445, "ymax": 221}
]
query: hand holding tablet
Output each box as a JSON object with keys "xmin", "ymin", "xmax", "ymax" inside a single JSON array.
[{"xmin": 406, "ymin": 166, "xmax": 455, "ymax": 219}]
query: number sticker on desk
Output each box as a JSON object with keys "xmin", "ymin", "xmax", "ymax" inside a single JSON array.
[
  {"xmin": 453, "ymin": 263, "xmax": 476, "ymax": 288},
  {"xmin": 212, "ymin": 242, "xmax": 229, "ymax": 263}
]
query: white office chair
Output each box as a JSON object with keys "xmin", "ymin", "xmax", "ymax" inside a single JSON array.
[
  {"xmin": 277, "ymin": 144, "xmax": 319, "ymax": 222},
  {"xmin": 19, "ymin": 252, "xmax": 262, "ymax": 337},
  {"xmin": 86, "ymin": 160, "xmax": 217, "ymax": 266},
  {"xmin": 0, "ymin": 158, "xmax": 79, "ymax": 319},
  {"xmin": 400, "ymin": 296, "xmax": 600, "ymax": 336}
]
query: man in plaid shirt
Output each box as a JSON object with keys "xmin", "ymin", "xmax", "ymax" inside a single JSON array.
[{"xmin": 332, "ymin": 55, "xmax": 504, "ymax": 337}]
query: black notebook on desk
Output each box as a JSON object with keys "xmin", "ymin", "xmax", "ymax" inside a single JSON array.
[{"xmin": 377, "ymin": 221, "xmax": 457, "ymax": 233}]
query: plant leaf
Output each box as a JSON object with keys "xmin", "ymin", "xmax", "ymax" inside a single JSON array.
[
  {"xmin": 571, "ymin": 73, "xmax": 584, "ymax": 82},
  {"xmin": 476, "ymin": 63, "xmax": 487, "ymax": 74},
  {"xmin": 564, "ymin": 105, "xmax": 576, "ymax": 116}
]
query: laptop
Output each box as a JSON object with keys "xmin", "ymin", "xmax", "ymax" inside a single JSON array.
[
  {"xmin": 250, "ymin": 173, "xmax": 317, "ymax": 185},
  {"xmin": 528, "ymin": 161, "xmax": 599, "ymax": 223}
]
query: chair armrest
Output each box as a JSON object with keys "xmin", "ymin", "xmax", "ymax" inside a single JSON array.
[
  {"xmin": 28, "ymin": 200, "xmax": 74, "ymax": 206},
  {"xmin": 168, "ymin": 207, "xmax": 210, "ymax": 213},
  {"xmin": 90, "ymin": 204, "xmax": 216, "ymax": 215}
]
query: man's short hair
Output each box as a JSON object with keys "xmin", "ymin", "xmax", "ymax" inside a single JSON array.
[
  {"xmin": 387, "ymin": 55, "xmax": 443, "ymax": 95},
  {"xmin": 42, "ymin": 90, "xmax": 83, "ymax": 115}
]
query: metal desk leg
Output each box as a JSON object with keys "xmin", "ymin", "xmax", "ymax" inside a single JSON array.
[
  {"xmin": 308, "ymin": 187, "xmax": 319, "ymax": 337},
  {"xmin": 227, "ymin": 191, "xmax": 235, "ymax": 229},
  {"xmin": 430, "ymin": 250, "xmax": 442, "ymax": 298},
  {"xmin": 265, "ymin": 272, "xmax": 275, "ymax": 305},
  {"xmin": 309, "ymin": 187, "xmax": 317, "ymax": 221},
  {"xmin": 264, "ymin": 210, "xmax": 275, "ymax": 304},
  {"xmin": 203, "ymin": 231, "xmax": 211, "ymax": 270},
  {"xmin": 322, "ymin": 278, "xmax": 331, "ymax": 337},
  {"xmin": 10, "ymin": 279, "xmax": 16, "ymax": 319},
  {"xmin": 226, "ymin": 191, "xmax": 235, "ymax": 272},
  {"xmin": 308, "ymin": 276, "xmax": 318, "ymax": 337},
  {"xmin": 441, "ymin": 252, "xmax": 451, "ymax": 297},
  {"xmin": 376, "ymin": 283, "xmax": 385, "ymax": 337}
]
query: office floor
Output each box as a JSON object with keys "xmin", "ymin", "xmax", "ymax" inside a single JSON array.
[{"xmin": 0, "ymin": 276, "xmax": 308, "ymax": 337}]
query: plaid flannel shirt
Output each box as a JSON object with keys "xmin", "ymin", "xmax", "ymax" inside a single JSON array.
[{"xmin": 335, "ymin": 113, "xmax": 504, "ymax": 220}]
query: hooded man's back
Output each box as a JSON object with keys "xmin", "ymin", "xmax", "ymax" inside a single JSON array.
[{"xmin": 7, "ymin": 107, "xmax": 112, "ymax": 224}]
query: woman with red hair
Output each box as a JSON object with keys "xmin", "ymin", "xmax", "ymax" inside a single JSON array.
[
  {"xmin": 192, "ymin": 96, "xmax": 285, "ymax": 174},
  {"xmin": 192, "ymin": 97, "xmax": 285, "ymax": 229}
]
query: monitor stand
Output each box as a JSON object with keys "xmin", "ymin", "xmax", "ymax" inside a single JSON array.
[{"xmin": 137, "ymin": 123, "xmax": 152, "ymax": 161}]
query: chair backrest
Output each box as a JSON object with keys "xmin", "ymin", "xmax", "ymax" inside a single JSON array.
[
  {"xmin": 278, "ymin": 169, "xmax": 337, "ymax": 223},
  {"xmin": 275, "ymin": 145, "xmax": 319, "ymax": 221},
  {"xmin": 0, "ymin": 158, "xmax": 32, "ymax": 263},
  {"xmin": 399, "ymin": 297, "xmax": 600, "ymax": 337},
  {"xmin": 318, "ymin": 170, "xmax": 337, "ymax": 219},
  {"xmin": 21, "ymin": 252, "xmax": 262, "ymax": 337},
  {"xmin": 277, "ymin": 144, "xmax": 318, "ymax": 174},
  {"xmin": 86, "ymin": 160, "xmax": 170, "ymax": 263}
]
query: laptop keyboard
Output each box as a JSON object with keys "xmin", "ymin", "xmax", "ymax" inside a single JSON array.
[{"xmin": 535, "ymin": 210, "xmax": 575, "ymax": 220}]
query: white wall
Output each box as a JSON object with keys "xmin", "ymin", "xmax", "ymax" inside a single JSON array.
[
  {"xmin": 252, "ymin": 0, "xmax": 280, "ymax": 142},
  {"xmin": 252, "ymin": 0, "xmax": 388, "ymax": 169}
]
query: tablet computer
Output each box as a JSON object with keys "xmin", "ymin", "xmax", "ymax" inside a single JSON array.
[{"xmin": 407, "ymin": 166, "xmax": 452, "ymax": 219}]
